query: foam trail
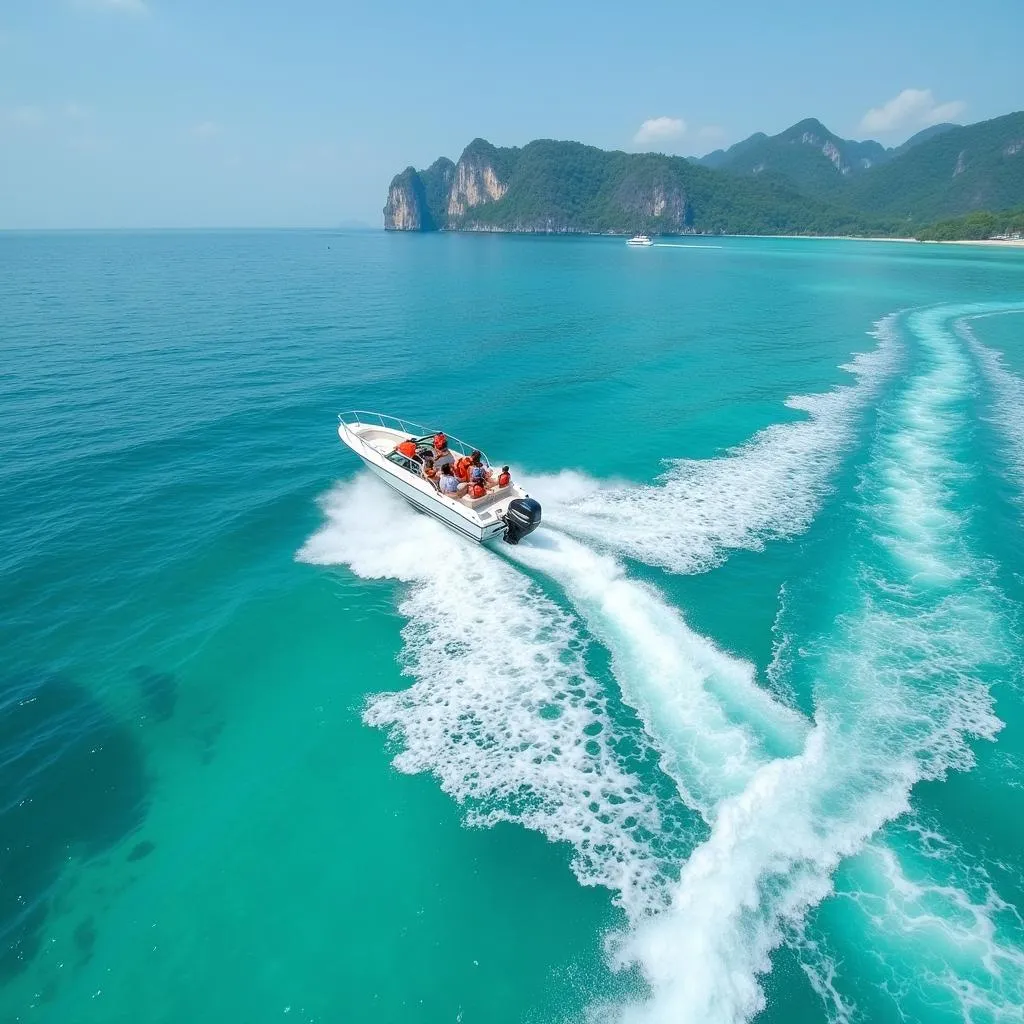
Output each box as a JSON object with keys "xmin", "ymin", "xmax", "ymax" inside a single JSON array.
[
  {"xmin": 507, "ymin": 531, "xmax": 807, "ymax": 819},
  {"xmin": 957, "ymin": 311, "xmax": 1024, "ymax": 502},
  {"xmin": 298, "ymin": 475, "xmax": 684, "ymax": 918},
  {"xmin": 528, "ymin": 318, "xmax": 899, "ymax": 574},
  {"xmin": 765, "ymin": 583, "xmax": 800, "ymax": 709},
  {"xmin": 606, "ymin": 307, "xmax": 1020, "ymax": 1023}
]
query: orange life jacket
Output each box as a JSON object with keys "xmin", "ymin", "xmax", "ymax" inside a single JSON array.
[
  {"xmin": 469, "ymin": 483, "xmax": 486, "ymax": 499},
  {"xmin": 454, "ymin": 457, "xmax": 470, "ymax": 481},
  {"xmin": 498, "ymin": 471, "xmax": 511, "ymax": 487},
  {"xmin": 397, "ymin": 440, "xmax": 417, "ymax": 458},
  {"xmin": 433, "ymin": 433, "xmax": 447, "ymax": 450}
]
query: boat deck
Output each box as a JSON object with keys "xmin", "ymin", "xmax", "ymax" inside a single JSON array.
[
  {"xmin": 346, "ymin": 420, "xmax": 514, "ymax": 511},
  {"xmin": 354, "ymin": 425, "xmax": 407, "ymax": 453}
]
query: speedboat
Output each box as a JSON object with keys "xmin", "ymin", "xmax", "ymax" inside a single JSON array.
[
  {"xmin": 626, "ymin": 234, "xmax": 653, "ymax": 246},
  {"xmin": 337, "ymin": 411, "xmax": 542, "ymax": 544}
]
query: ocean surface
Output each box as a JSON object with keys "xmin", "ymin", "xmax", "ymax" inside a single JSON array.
[{"xmin": 2, "ymin": 230, "xmax": 1023, "ymax": 1024}]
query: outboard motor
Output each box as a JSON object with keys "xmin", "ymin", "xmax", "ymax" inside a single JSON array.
[{"xmin": 502, "ymin": 497, "xmax": 542, "ymax": 544}]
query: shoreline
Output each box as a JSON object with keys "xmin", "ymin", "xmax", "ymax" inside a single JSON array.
[
  {"xmin": 727, "ymin": 234, "xmax": 1024, "ymax": 247},
  {"xmin": 920, "ymin": 237, "xmax": 1024, "ymax": 248},
  {"xmin": 726, "ymin": 233, "xmax": 915, "ymax": 242},
  {"xmin": 392, "ymin": 228, "xmax": 1024, "ymax": 247}
]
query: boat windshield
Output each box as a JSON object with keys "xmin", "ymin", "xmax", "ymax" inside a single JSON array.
[{"xmin": 339, "ymin": 411, "xmax": 489, "ymax": 463}]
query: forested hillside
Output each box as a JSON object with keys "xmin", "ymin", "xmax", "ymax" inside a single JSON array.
[{"xmin": 384, "ymin": 111, "xmax": 1024, "ymax": 236}]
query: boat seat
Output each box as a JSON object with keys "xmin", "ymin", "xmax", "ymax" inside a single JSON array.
[{"xmin": 459, "ymin": 484, "xmax": 513, "ymax": 508}]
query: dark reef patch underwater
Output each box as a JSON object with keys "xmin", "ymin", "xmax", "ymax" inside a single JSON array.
[{"xmin": 0, "ymin": 676, "xmax": 148, "ymax": 977}]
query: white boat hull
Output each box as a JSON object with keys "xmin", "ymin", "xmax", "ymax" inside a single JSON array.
[{"xmin": 362, "ymin": 458, "xmax": 500, "ymax": 542}]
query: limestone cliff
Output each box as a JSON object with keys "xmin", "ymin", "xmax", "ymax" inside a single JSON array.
[
  {"xmin": 383, "ymin": 168, "xmax": 425, "ymax": 231},
  {"xmin": 383, "ymin": 158, "xmax": 455, "ymax": 231},
  {"xmin": 613, "ymin": 165, "xmax": 691, "ymax": 230},
  {"xmin": 447, "ymin": 140, "xmax": 509, "ymax": 218}
]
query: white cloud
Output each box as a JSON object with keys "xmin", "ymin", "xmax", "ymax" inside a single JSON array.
[
  {"xmin": 192, "ymin": 120, "xmax": 221, "ymax": 139},
  {"xmin": 929, "ymin": 99, "xmax": 968, "ymax": 123},
  {"xmin": 73, "ymin": 0, "xmax": 149, "ymax": 14},
  {"xmin": 859, "ymin": 88, "xmax": 966, "ymax": 134},
  {"xmin": 633, "ymin": 116, "xmax": 687, "ymax": 147}
]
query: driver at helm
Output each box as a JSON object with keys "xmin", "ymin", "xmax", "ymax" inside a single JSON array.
[{"xmin": 431, "ymin": 431, "xmax": 454, "ymax": 469}]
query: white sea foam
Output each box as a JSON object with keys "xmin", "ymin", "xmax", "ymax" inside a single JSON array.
[
  {"xmin": 846, "ymin": 839, "xmax": 1024, "ymax": 1022},
  {"xmin": 764, "ymin": 583, "xmax": 800, "ymax": 710},
  {"xmin": 606, "ymin": 306, "xmax": 1015, "ymax": 1023},
  {"xmin": 297, "ymin": 474, "xmax": 682, "ymax": 917},
  {"xmin": 527, "ymin": 320, "xmax": 900, "ymax": 574},
  {"xmin": 506, "ymin": 531, "xmax": 807, "ymax": 819}
]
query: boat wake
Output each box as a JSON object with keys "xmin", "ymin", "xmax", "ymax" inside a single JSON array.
[
  {"xmin": 299, "ymin": 306, "xmax": 1024, "ymax": 1022},
  {"xmin": 505, "ymin": 531, "xmax": 807, "ymax": 819},
  {"xmin": 596, "ymin": 305, "xmax": 1024, "ymax": 1023},
  {"xmin": 525, "ymin": 317, "xmax": 900, "ymax": 574},
  {"xmin": 297, "ymin": 475, "xmax": 688, "ymax": 918}
]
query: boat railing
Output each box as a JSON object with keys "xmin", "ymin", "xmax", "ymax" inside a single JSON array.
[{"xmin": 338, "ymin": 410, "xmax": 489, "ymax": 464}]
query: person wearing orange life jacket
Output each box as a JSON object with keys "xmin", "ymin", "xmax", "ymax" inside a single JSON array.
[
  {"xmin": 420, "ymin": 454, "xmax": 439, "ymax": 487},
  {"xmin": 431, "ymin": 431, "xmax": 454, "ymax": 470},
  {"xmin": 467, "ymin": 451, "xmax": 493, "ymax": 489},
  {"xmin": 497, "ymin": 466, "xmax": 511, "ymax": 488},
  {"xmin": 454, "ymin": 455, "xmax": 472, "ymax": 482},
  {"xmin": 467, "ymin": 482, "xmax": 487, "ymax": 499}
]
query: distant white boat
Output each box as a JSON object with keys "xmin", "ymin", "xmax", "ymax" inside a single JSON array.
[
  {"xmin": 337, "ymin": 411, "xmax": 542, "ymax": 544},
  {"xmin": 626, "ymin": 234, "xmax": 653, "ymax": 246}
]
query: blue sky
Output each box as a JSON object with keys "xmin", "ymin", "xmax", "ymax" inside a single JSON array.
[{"xmin": 1, "ymin": 0, "xmax": 1019, "ymax": 228}]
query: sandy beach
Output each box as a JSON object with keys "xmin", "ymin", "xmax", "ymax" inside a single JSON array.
[
  {"xmin": 923, "ymin": 237, "xmax": 1024, "ymax": 248},
  {"xmin": 728, "ymin": 234, "xmax": 1024, "ymax": 247}
]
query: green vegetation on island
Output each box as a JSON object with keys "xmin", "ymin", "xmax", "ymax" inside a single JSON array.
[
  {"xmin": 384, "ymin": 110, "xmax": 1024, "ymax": 237},
  {"xmin": 915, "ymin": 208, "xmax": 1024, "ymax": 241}
]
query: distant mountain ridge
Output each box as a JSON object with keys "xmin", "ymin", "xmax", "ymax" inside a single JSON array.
[
  {"xmin": 847, "ymin": 112, "xmax": 1024, "ymax": 222},
  {"xmin": 384, "ymin": 111, "xmax": 1024, "ymax": 236},
  {"xmin": 693, "ymin": 118, "xmax": 950, "ymax": 196},
  {"xmin": 700, "ymin": 118, "xmax": 892, "ymax": 184}
]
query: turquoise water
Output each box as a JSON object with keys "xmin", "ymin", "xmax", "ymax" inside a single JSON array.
[{"xmin": 2, "ymin": 231, "xmax": 1023, "ymax": 1023}]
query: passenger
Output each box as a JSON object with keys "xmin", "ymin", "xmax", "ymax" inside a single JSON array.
[
  {"xmin": 468, "ymin": 482, "xmax": 487, "ymax": 499},
  {"xmin": 497, "ymin": 466, "xmax": 511, "ymax": 488},
  {"xmin": 396, "ymin": 437, "xmax": 418, "ymax": 459},
  {"xmin": 454, "ymin": 455, "xmax": 472, "ymax": 482},
  {"xmin": 438, "ymin": 462, "xmax": 466, "ymax": 497},
  {"xmin": 468, "ymin": 451, "xmax": 493, "ymax": 488},
  {"xmin": 432, "ymin": 432, "xmax": 454, "ymax": 470},
  {"xmin": 421, "ymin": 454, "xmax": 439, "ymax": 486}
]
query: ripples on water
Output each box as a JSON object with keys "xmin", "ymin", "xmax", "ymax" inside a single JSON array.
[{"xmin": 2, "ymin": 231, "xmax": 1023, "ymax": 1023}]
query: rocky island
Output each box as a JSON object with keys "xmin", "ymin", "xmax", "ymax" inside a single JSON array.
[{"xmin": 383, "ymin": 111, "xmax": 1024, "ymax": 237}]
